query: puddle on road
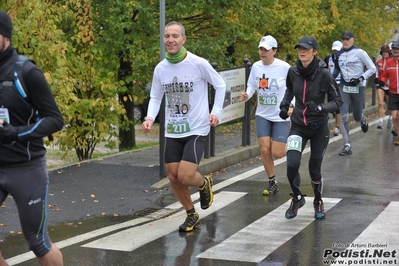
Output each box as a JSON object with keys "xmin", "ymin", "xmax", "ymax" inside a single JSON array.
[{"xmin": 0, "ymin": 208, "xmax": 166, "ymax": 260}]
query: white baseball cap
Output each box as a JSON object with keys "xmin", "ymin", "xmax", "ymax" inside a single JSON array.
[
  {"xmin": 258, "ymin": 35, "xmax": 278, "ymax": 50},
  {"xmin": 331, "ymin": 40, "xmax": 343, "ymax": 51}
]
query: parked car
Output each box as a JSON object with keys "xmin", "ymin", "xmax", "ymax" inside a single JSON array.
[
  {"xmin": 133, "ymin": 96, "xmax": 150, "ymax": 122},
  {"xmin": 133, "ymin": 96, "xmax": 160, "ymax": 122}
]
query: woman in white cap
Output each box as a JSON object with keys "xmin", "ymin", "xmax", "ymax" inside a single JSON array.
[{"xmin": 239, "ymin": 35, "xmax": 291, "ymax": 195}]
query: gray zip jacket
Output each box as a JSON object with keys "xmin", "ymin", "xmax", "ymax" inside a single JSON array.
[{"xmin": 333, "ymin": 45, "xmax": 376, "ymax": 86}]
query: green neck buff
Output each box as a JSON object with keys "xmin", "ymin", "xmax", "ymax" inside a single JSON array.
[{"xmin": 165, "ymin": 47, "xmax": 187, "ymax": 64}]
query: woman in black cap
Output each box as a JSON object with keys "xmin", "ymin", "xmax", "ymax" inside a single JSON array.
[{"xmin": 279, "ymin": 36, "xmax": 342, "ymax": 220}]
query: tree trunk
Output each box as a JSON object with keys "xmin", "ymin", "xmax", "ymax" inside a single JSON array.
[{"xmin": 118, "ymin": 56, "xmax": 136, "ymax": 151}]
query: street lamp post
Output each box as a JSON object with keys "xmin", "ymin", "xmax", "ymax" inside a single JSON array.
[
  {"xmin": 159, "ymin": 0, "xmax": 167, "ymax": 177},
  {"xmin": 160, "ymin": 0, "xmax": 165, "ymax": 60}
]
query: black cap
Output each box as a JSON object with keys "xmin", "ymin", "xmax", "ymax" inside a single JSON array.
[
  {"xmin": 391, "ymin": 41, "xmax": 399, "ymax": 49},
  {"xmin": 341, "ymin": 30, "xmax": 354, "ymax": 39},
  {"xmin": 0, "ymin": 10, "xmax": 12, "ymax": 39},
  {"xmin": 294, "ymin": 36, "xmax": 318, "ymax": 50}
]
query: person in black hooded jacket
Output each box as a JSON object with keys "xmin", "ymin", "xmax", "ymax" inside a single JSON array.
[
  {"xmin": 279, "ymin": 36, "xmax": 342, "ymax": 220},
  {"xmin": 0, "ymin": 10, "xmax": 64, "ymax": 266}
]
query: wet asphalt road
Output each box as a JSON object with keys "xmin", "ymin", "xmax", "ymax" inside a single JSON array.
[{"xmin": 1, "ymin": 113, "xmax": 399, "ymax": 265}]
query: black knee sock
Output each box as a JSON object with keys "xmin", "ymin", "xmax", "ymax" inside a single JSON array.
[{"xmin": 312, "ymin": 180, "xmax": 322, "ymax": 201}]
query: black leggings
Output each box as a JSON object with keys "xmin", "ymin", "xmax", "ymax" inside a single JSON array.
[
  {"xmin": 0, "ymin": 156, "xmax": 52, "ymax": 257},
  {"xmin": 286, "ymin": 121, "xmax": 330, "ymax": 197}
]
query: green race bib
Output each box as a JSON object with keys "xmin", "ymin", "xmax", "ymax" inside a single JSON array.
[
  {"xmin": 167, "ymin": 122, "xmax": 191, "ymax": 134},
  {"xmin": 259, "ymin": 95, "xmax": 278, "ymax": 106},
  {"xmin": 343, "ymin": 85, "xmax": 359, "ymax": 93},
  {"xmin": 287, "ymin": 135, "xmax": 302, "ymax": 152}
]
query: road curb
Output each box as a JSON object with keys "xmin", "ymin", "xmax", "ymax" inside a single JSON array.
[{"xmin": 198, "ymin": 144, "xmax": 260, "ymax": 175}]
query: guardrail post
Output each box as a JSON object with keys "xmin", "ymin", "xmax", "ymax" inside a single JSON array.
[
  {"xmin": 209, "ymin": 62, "xmax": 218, "ymax": 157},
  {"xmin": 242, "ymin": 58, "xmax": 252, "ymax": 146}
]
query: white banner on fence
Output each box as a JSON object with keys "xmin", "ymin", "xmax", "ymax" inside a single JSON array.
[{"xmin": 218, "ymin": 67, "xmax": 246, "ymax": 124}]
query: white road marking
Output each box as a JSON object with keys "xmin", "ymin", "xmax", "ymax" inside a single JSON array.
[
  {"xmin": 5, "ymin": 217, "xmax": 153, "ymax": 265},
  {"xmin": 197, "ymin": 197, "xmax": 342, "ymax": 263},
  {"xmin": 333, "ymin": 201, "xmax": 399, "ymax": 264},
  {"xmin": 166, "ymin": 155, "xmax": 290, "ymax": 210},
  {"xmin": 81, "ymin": 191, "xmax": 247, "ymax": 251}
]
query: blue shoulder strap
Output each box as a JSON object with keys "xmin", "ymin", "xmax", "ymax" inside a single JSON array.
[{"xmin": 13, "ymin": 55, "xmax": 33, "ymax": 99}]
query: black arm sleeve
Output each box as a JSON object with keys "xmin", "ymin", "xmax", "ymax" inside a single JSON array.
[
  {"xmin": 16, "ymin": 64, "xmax": 64, "ymax": 142},
  {"xmin": 280, "ymin": 70, "xmax": 294, "ymax": 110},
  {"xmin": 321, "ymin": 74, "xmax": 343, "ymax": 113}
]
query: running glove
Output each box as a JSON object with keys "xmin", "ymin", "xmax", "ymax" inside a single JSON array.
[
  {"xmin": 305, "ymin": 101, "xmax": 322, "ymax": 113},
  {"xmin": 0, "ymin": 122, "xmax": 18, "ymax": 144},
  {"xmin": 377, "ymin": 80, "xmax": 385, "ymax": 89},
  {"xmin": 279, "ymin": 107, "xmax": 289, "ymax": 120},
  {"xmin": 349, "ymin": 77, "xmax": 362, "ymax": 86}
]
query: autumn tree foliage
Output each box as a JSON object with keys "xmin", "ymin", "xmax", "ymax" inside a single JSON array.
[{"xmin": 1, "ymin": 0, "xmax": 398, "ymax": 160}]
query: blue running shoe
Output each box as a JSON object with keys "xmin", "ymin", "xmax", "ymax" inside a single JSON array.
[
  {"xmin": 314, "ymin": 200, "xmax": 325, "ymax": 219},
  {"xmin": 285, "ymin": 194, "xmax": 306, "ymax": 219}
]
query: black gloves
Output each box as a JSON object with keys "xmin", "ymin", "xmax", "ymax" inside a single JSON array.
[
  {"xmin": 279, "ymin": 107, "xmax": 289, "ymax": 120},
  {"xmin": 349, "ymin": 77, "xmax": 363, "ymax": 86},
  {"xmin": 305, "ymin": 101, "xmax": 322, "ymax": 113},
  {"xmin": 0, "ymin": 122, "xmax": 18, "ymax": 144},
  {"xmin": 377, "ymin": 80, "xmax": 385, "ymax": 89},
  {"xmin": 375, "ymin": 78, "xmax": 385, "ymax": 89}
]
